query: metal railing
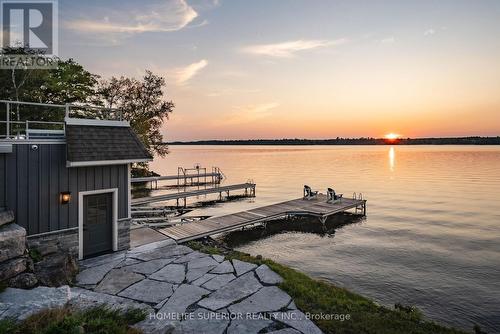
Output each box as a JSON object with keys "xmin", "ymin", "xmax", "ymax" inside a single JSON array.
[{"xmin": 0, "ymin": 100, "xmax": 122, "ymax": 140}]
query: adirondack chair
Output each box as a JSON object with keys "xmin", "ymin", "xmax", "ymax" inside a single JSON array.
[
  {"xmin": 327, "ymin": 188, "xmax": 343, "ymax": 203},
  {"xmin": 303, "ymin": 185, "xmax": 318, "ymax": 200}
]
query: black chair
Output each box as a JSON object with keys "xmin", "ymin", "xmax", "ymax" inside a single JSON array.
[
  {"xmin": 327, "ymin": 188, "xmax": 343, "ymax": 203},
  {"xmin": 303, "ymin": 185, "xmax": 318, "ymax": 200}
]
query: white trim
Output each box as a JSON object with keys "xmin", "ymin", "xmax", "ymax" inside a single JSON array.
[
  {"xmin": 127, "ymin": 164, "xmax": 132, "ymax": 219},
  {"xmin": 27, "ymin": 227, "xmax": 78, "ymax": 238},
  {"xmin": 65, "ymin": 117, "xmax": 130, "ymax": 127},
  {"xmin": 67, "ymin": 158, "xmax": 151, "ymax": 167},
  {"xmin": 78, "ymin": 188, "xmax": 118, "ymax": 260},
  {"xmin": 0, "ymin": 144, "xmax": 12, "ymax": 153}
]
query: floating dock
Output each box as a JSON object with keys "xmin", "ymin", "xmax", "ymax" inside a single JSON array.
[
  {"xmin": 158, "ymin": 194, "xmax": 366, "ymax": 242},
  {"xmin": 131, "ymin": 182, "xmax": 256, "ymax": 206}
]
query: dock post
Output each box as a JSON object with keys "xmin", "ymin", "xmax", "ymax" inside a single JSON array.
[
  {"xmin": 318, "ymin": 216, "xmax": 327, "ymax": 232},
  {"xmin": 363, "ymin": 202, "xmax": 367, "ymax": 216}
]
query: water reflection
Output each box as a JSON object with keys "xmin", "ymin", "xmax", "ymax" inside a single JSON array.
[
  {"xmin": 219, "ymin": 213, "xmax": 366, "ymax": 248},
  {"xmin": 389, "ymin": 146, "xmax": 395, "ymax": 171}
]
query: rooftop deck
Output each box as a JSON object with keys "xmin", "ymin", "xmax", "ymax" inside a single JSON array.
[
  {"xmin": 0, "ymin": 100, "xmax": 122, "ymax": 141},
  {"xmin": 158, "ymin": 194, "xmax": 366, "ymax": 242}
]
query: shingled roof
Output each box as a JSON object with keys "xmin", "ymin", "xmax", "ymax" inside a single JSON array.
[{"xmin": 65, "ymin": 123, "xmax": 153, "ymax": 167}]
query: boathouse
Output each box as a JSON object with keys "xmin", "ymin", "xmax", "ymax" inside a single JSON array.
[{"xmin": 0, "ymin": 101, "xmax": 152, "ymax": 259}]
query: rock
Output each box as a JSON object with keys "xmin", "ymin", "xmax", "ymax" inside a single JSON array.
[
  {"xmin": 202, "ymin": 274, "xmax": 236, "ymax": 291},
  {"xmin": 197, "ymin": 272, "xmax": 263, "ymax": 311},
  {"xmin": 228, "ymin": 286, "xmax": 291, "ymax": 314},
  {"xmin": 0, "ymin": 210, "xmax": 14, "ymax": 227},
  {"xmin": 226, "ymin": 318, "xmax": 272, "ymax": 334},
  {"xmin": 34, "ymin": 253, "xmax": 78, "ymax": 287},
  {"xmin": 173, "ymin": 251, "xmax": 208, "ymax": 264},
  {"xmin": 158, "ymin": 284, "xmax": 209, "ymax": 315},
  {"xmin": 0, "ymin": 257, "xmax": 26, "ymax": 282},
  {"xmin": 0, "ymin": 223, "xmax": 26, "ymax": 263},
  {"xmin": 192, "ymin": 273, "xmax": 217, "ymax": 286},
  {"xmin": 129, "ymin": 245, "xmax": 191, "ymax": 262},
  {"xmin": 271, "ymin": 310, "xmax": 322, "ymax": 334},
  {"xmin": 115, "ymin": 258, "xmax": 142, "ymax": 268},
  {"xmin": 255, "ymin": 264, "xmax": 283, "ymax": 285},
  {"xmin": 188, "ymin": 256, "xmax": 219, "ymax": 270},
  {"xmin": 76, "ymin": 257, "xmax": 120, "ymax": 286},
  {"xmin": 232, "ymin": 259, "xmax": 257, "ymax": 276},
  {"xmin": 0, "ymin": 286, "xmax": 70, "ymax": 320},
  {"xmin": 150, "ymin": 264, "xmax": 185, "ymax": 284},
  {"xmin": 118, "ymin": 279, "xmax": 175, "ymax": 304},
  {"xmin": 266, "ymin": 329, "xmax": 302, "ymax": 334},
  {"xmin": 174, "ymin": 308, "xmax": 229, "ymax": 334},
  {"xmin": 79, "ymin": 251, "xmax": 125, "ymax": 270},
  {"xmin": 186, "ymin": 265, "xmax": 215, "ymax": 283},
  {"xmin": 8, "ymin": 272, "xmax": 38, "ymax": 289},
  {"xmin": 212, "ymin": 254, "xmax": 225, "ymax": 263},
  {"xmin": 134, "ymin": 316, "xmax": 177, "ymax": 334},
  {"xmin": 95, "ymin": 269, "xmax": 144, "ymax": 295},
  {"xmin": 184, "ymin": 256, "xmax": 219, "ymax": 282},
  {"xmin": 288, "ymin": 300, "xmax": 297, "ymax": 310},
  {"xmin": 128, "ymin": 239, "xmax": 176, "ymax": 254},
  {"xmin": 69, "ymin": 287, "xmax": 154, "ymax": 313},
  {"xmin": 123, "ymin": 258, "xmax": 174, "ymax": 275},
  {"xmin": 210, "ymin": 260, "xmax": 234, "ymax": 274}
]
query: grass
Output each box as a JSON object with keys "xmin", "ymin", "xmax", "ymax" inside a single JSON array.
[
  {"xmin": 0, "ymin": 305, "xmax": 146, "ymax": 334},
  {"xmin": 188, "ymin": 241, "xmax": 468, "ymax": 334},
  {"xmin": 28, "ymin": 248, "xmax": 43, "ymax": 263}
]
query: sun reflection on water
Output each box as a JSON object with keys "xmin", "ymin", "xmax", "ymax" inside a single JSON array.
[{"xmin": 389, "ymin": 146, "xmax": 395, "ymax": 171}]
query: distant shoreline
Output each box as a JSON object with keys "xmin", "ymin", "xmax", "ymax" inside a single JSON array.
[{"xmin": 167, "ymin": 136, "xmax": 500, "ymax": 145}]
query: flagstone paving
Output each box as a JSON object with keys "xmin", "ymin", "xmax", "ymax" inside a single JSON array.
[{"xmin": 0, "ymin": 238, "xmax": 322, "ymax": 333}]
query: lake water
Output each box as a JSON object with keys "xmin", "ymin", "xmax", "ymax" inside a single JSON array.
[{"xmin": 149, "ymin": 145, "xmax": 500, "ymax": 332}]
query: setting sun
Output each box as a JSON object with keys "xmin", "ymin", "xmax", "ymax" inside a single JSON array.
[{"xmin": 385, "ymin": 133, "xmax": 401, "ymax": 140}]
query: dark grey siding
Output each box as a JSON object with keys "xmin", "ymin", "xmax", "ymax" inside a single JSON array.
[{"xmin": 2, "ymin": 143, "xmax": 129, "ymax": 235}]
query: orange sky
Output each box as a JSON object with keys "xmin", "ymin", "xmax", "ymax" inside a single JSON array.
[{"xmin": 63, "ymin": 0, "xmax": 500, "ymax": 140}]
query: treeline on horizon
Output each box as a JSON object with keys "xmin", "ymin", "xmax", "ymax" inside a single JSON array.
[{"xmin": 169, "ymin": 136, "xmax": 500, "ymax": 145}]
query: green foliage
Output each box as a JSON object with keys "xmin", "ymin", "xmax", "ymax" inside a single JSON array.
[
  {"xmin": 28, "ymin": 248, "xmax": 43, "ymax": 263},
  {"xmin": 188, "ymin": 241, "xmax": 466, "ymax": 334},
  {"xmin": 96, "ymin": 71, "xmax": 174, "ymax": 158},
  {"xmin": 0, "ymin": 319, "xmax": 17, "ymax": 334},
  {"xmin": 0, "ymin": 48, "xmax": 98, "ymax": 105},
  {"xmin": 0, "ymin": 305, "xmax": 146, "ymax": 334},
  {"xmin": 0, "ymin": 281, "xmax": 7, "ymax": 293}
]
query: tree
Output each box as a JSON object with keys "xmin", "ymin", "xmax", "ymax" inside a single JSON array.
[
  {"xmin": 1, "ymin": 47, "xmax": 99, "ymax": 122},
  {"xmin": 96, "ymin": 71, "xmax": 174, "ymax": 158},
  {"xmin": 1, "ymin": 48, "xmax": 174, "ymax": 161}
]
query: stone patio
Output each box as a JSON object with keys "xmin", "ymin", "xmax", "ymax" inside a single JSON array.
[{"xmin": 0, "ymin": 239, "xmax": 322, "ymax": 334}]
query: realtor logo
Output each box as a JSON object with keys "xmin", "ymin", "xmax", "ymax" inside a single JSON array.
[{"xmin": 1, "ymin": 0, "xmax": 58, "ymax": 55}]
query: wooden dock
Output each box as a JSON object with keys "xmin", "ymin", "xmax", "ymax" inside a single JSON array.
[
  {"xmin": 131, "ymin": 173, "xmax": 222, "ymax": 183},
  {"xmin": 131, "ymin": 166, "xmax": 223, "ymax": 189},
  {"xmin": 131, "ymin": 182, "xmax": 256, "ymax": 206},
  {"xmin": 158, "ymin": 194, "xmax": 366, "ymax": 242}
]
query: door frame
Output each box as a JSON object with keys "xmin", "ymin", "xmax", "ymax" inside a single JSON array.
[{"xmin": 78, "ymin": 188, "xmax": 118, "ymax": 260}]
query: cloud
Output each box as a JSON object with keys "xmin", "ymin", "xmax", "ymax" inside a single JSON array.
[
  {"xmin": 380, "ymin": 37, "xmax": 395, "ymax": 44},
  {"xmin": 206, "ymin": 88, "xmax": 260, "ymax": 97},
  {"xmin": 241, "ymin": 39, "xmax": 346, "ymax": 58},
  {"xmin": 66, "ymin": 0, "xmax": 198, "ymax": 35},
  {"xmin": 221, "ymin": 102, "xmax": 280, "ymax": 124},
  {"xmin": 173, "ymin": 59, "xmax": 208, "ymax": 85},
  {"xmin": 424, "ymin": 28, "xmax": 436, "ymax": 36}
]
